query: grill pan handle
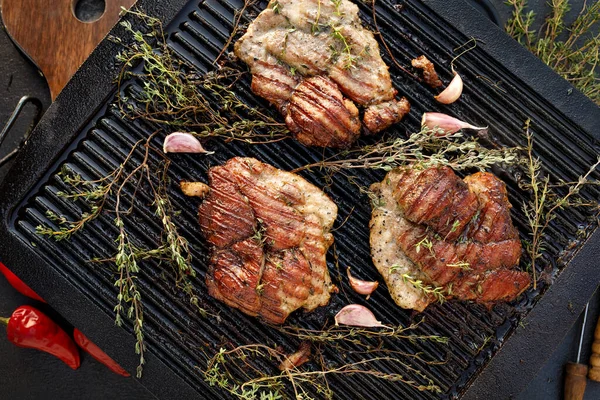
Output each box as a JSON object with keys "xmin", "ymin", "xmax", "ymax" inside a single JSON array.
[{"xmin": 0, "ymin": 96, "xmax": 43, "ymax": 168}]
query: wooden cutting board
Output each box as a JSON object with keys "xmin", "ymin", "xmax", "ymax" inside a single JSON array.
[{"xmin": 1, "ymin": 0, "xmax": 137, "ymax": 100}]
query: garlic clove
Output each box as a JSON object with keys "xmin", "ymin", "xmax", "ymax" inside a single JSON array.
[
  {"xmin": 421, "ymin": 112, "xmax": 487, "ymax": 134},
  {"xmin": 334, "ymin": 304, "xmax": 384, "ymax": 328},
  {"xmin": 435, "ymin": 72, "xmax": 463, "ymax": 104},
  {"xmin": 163, "ymin": 132, "xmax": 213, "ymax": 154},
  {"xmin": 347, "ymin": 268, "xmax": 379, "ymax": 299}
]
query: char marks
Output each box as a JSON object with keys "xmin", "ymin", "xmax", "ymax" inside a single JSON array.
[
  {"xmin": 370, "ymin": 167, "xmax": 530, "ymax": 311},
  {"xmin": 198, "ymin": 157, "xmax": 337, "ymax": 324},
  {"xmin": 286, "ymin": 76, "xmax": 362, "ymax": 147},
  {"xmin": 234, "ymin": 0, "xmax": 410, "ymax": 148},
  {"xmin": 393, "ymin": 166, "xmax": 479, "ymax": 241}
]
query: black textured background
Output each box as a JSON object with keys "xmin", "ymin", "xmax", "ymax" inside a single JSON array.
[{"xmin": 0, "ymin": 0, "xmax": 598, "ymax": 398}]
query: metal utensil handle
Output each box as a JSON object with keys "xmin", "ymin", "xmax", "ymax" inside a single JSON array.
[{"xmin": 0, "ymin": 96, "xmax": 43, "ymax": 168}]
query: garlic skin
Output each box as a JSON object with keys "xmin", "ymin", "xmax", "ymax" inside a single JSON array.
[
  {"xmin": 435, "ymin": 72, "xmax": 463, "ymax": 104},
  {"xmin": 163, "ymin": 132, "xmax": 213, "ymax": 154},
  {"xmin": 334, "ymin": 304, "xmax": 384, "ymax": 328},
  {"xmin": 347, "ymin": 268, "xmax": 379, "ymax": 299},
  {"xmin": 421, "ymin": 112, "xmax": 487, "ymax": 134}
]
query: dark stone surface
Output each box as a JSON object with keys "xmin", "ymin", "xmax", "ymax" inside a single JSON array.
[{"xmin": 0, "ymin": 0, "xmax": 597, "ymax": 399}]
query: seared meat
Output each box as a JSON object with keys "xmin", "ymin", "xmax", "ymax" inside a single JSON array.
[
  {"xmin": 370, "ymin": 166, "xmax": 530, "ymax": 311},
  {"xmin": 363, "ymin": 98, "xmax": 411, "ymax": 134},
  {"xmin": 411, "ymin": 55, "xmax": 443, "ymax": 89},
  {"xmin": 392, "ymin": 167, "xmax": 479, "ymax": 241},
  {"xmin": 285, "ymin": 76, "xmax": 361, "ymax": 147},
  {"xmin": 250, "ymin": 61, "xmax": 301, "ymax": 113},
  {"xmin": 234, "ymin": 0, "xmax": 410, "ymax": 148},
  {"xmin": 370, "ymin": 177, "xmax": 431, "ymax": 311},
  {"xmin": 198, "ymin": 157, "xmax": 337, "ymax": 324}
]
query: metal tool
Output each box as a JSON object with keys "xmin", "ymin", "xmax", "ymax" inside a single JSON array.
[
  {"xmin": 565, "ymin": 303, "xmax": 589, "ymax": 400},
  {"xmin": 0, "ymin": 96, "xmax": 42, "ymax": 168}
]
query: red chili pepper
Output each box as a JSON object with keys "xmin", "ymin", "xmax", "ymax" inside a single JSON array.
[
  {"xmin": 0, "ymin": 262, "xmax": 45, "ymax": 302},
  {"xmin": 73, "ymin": 328, "xmax": 130, "ymax": 377},
  {"xmin": 0, "ymin": 306, "xmax": 80, "ymax": 369}
]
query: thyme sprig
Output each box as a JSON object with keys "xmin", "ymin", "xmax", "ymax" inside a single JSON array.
[
  {"xmin": 113, "ymin": 216, "xmax": 145, "ymax": 377},
  {"xmin": 204, "ymin": 341, "xmax": 443, "ymax": 400},
  {"xmin": 114, "ymin": 11, "xmax": 289, "ymax": 144},
  {"xmin": 505, "ymin": 0, "xmax": 599, "ymax": 104},
  {"xmin": 331, "ymin": 0, "xmax": 343, "ymax": 16},
  {"xmin": 277, "ymin": 322, "xmax": 448, "ymax": 348},
  {"xmin": 203, "ymin": 322, "xmax": 448, "ymax": 399},
  {"xmin": 446, "ymin": 261, "xmax": 471, "ymax": 270},
  {"xmin": 520, "ymin": 120, "xmax": 600, "ymax": 289},
  {"xmin": 36, "ymin": 140, "xmax": 146, "ymax": 240},
  {"xmin": 329, "ymin": 24, "xmax": 361, "ymax": 69},
  {"xmin": 294, "ymin": 128, "xmax": 519, "ymax": 173},
  {"xmin": 36, "ymin": 133, "xmax": 208, "ymax": 376},
  {"xmin": 393, "ymin": 270, "xmax": 447, "ymax": 304}
]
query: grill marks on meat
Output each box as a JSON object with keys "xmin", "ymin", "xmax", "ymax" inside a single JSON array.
[
  {"xmin": 234, "ymin": 0, "xmax": 410, "ymax": 148},
  {"xmin": 393, "ymin": 167, "xmax": 479, "ymax": 241},
  {"xmin": 464, "ymin": 173, "xmax": 520, "ymax": 243},
  {"xmin": 251, "ymin": 61, "xmax": 301, "ymax": 114},
  {"xmin": 363, "ymin": 99, "xmax": 411, "ymax": 134},
  {"xmin": 209, "ymin": 238, "xmax": 263, "ymax": 316},
  {"xmin": 286, "ymin": 76, "xmax": 361, "ymax": 147},
  {"xmin": 370, "ymin": 178, "xmax": 431, "ymax": 311},
  {"xmin": 198, "ymin": 157, "xmax": 337, "ymax": 324},
  {"xmin": 370, "ymin": 167, "xmax": 530, "ymax": 311}
]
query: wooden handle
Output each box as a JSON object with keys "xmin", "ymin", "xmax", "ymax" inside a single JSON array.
[
  {"xmin": 565, "ymin": 362, "xmax": 588, "ymax": 400},
  {"xmin": 588, "ymin": 315, "xmax": 600, "ymax": 382},
  {"xmin": 1, "ymin": 0, "xmax": 137, "ymax": 100}
]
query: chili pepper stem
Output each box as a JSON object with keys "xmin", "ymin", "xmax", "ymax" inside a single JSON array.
[{"xmin": 0, "ymin": 317, "xmax": 9, "ymax": 326}]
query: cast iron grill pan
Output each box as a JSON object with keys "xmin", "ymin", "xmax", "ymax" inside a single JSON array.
[{"xmin": 6, "ymin": 0, "xmax": 600, "ymax": 398}]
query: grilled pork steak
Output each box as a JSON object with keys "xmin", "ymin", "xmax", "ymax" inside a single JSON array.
[
  {"xmin": 370, "ymin": 166, "xmax": 530, "ymax": 311},
  {"xmin": 234, "ymin": 0, "xmax": 410, "ymax": 148},
  {"xmin": 197, "ymin": 157, "xmax": 338, "ymax": 324}
]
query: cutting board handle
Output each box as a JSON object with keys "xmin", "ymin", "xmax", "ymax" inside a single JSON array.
[{"xmin": 1, "ymin": 0, "xmax": 136, "ymax": 100}]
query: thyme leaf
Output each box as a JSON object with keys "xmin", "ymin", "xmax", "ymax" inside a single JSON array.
[
  {"xmin": 506, "ymin": 0, "xmax": 599, "ymax": 104},
  {"xmin": 293, "ymin": 128, "xmax": 519, "ymax": 174},
  {"xmin": 519, "ymin": 120, "xmax": 600, "ymax": 289}
]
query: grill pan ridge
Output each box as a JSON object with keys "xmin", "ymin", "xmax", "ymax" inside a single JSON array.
[{"xmin": 0, "ymin": 0, "xmax": 599, "ymax": 399}]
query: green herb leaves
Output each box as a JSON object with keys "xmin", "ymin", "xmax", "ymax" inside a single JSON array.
[{"xmin": 506, "ymin": 0, "xmax": 599, "ymax": 104}]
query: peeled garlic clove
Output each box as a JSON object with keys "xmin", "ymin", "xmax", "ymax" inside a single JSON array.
[
  {"xmin": 421, "ymin": 112, "xmax": 487, "ymax": 134},
  {"xmin": 334, "ymin": 304, "xmax": 384, "ymax": 328},
  {"xmin": 347, "ymin": 268, "xmax": 378, "ymax": 299},
  {"xmin": 163, "ymin": 132, "xmax": 213, "ymax": 154},
  {"xmin": 435, "ymin": 72, "xmax": 463, "ymax": 104}
]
